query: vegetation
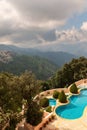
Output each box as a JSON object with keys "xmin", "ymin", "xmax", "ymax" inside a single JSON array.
[
  {"xmin": 58, "ymin": 91, "xmax": 67, "ymax": 103},
  {"xmin": 41, "ymin": 81, "xmax": 50, "ymax": 91},
  {"xmin": 1, "ymin": 56, "xmax": 87, "ymax": 128},
  {"xmin": 0, "ymin": 71, "xmax": 43, "ymax": 129},
  {"xmin": 70, "ymin": 83, "xmax": 78, "ymax": 94},
  {"xmin": 53, "ymin": 90, "xmax": 59, "ymax": 99},
  {"xmin": 26, "ymin": 101, "xmax": 43, "ymax": 126},
  {"xmin": 0, "ymin": 45, "xmax": 76, "ymax": 66},
  {"xmin": 0, "ymin": 55, "xmax": 57, "ymax": 80},
  {"xmin": 40, "ymin": 98, "xmax": 49, "ymax": 108},
  {"xmin": 49, "ymin": 57, "xmax": 87, "ymax": 88},
  {"xmin": 46, "ymin": 106, "xmax": 52, "ymax": 113},
  {"xmin": 5, "ymin": 113, "xmax": 22, "ymax": 130}
]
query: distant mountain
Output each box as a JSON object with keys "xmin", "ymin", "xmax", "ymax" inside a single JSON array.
[
  {"xmin": 34, "ymin": 42, "xmax": 87, "ymax": 57},
  {"xmin": 34, "ymin": 51, "xmax": 77, "ymax": 66},
  {"xmin": 0, "ymin": 44, "xmax": 77, "ymax": 67},
  {"xmin": 0, "ymin": 44, "xmax": 39, "ymax": 55},
  {"xmin": 0, "ymin": 51, "xmax": 12, "ymax": 63},
  {"xmin": 0, "ymin": 52, "xmax": 57, "ymax": 79}
]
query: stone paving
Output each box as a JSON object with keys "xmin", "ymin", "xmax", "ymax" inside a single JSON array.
[{"xmin": 49, "ymin": 107, "xmax": 87, "ymax": 130}]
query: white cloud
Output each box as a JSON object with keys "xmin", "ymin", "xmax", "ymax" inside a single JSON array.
[
  {"xmin": 0, "ymin": 0, "xmax": 20, "ymax": 27},
  {"xmin": 55, "ymin": 23, "xmax": 87, "ymax": 44},
  {"xmin": 81, "ymin": 22, "xmax": 87, "ymax": 31}
]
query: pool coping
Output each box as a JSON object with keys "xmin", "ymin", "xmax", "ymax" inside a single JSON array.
[
  {"xmin": 55, "ymin": 87, "xmax": 87, "ymax": 121},
  {"xmin": 49, "ymin": 98, "xmax": 56, "ymax": 107}
]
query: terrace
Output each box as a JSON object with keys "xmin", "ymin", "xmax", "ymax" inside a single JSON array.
[{"xmin": 17, "ymin": 79, "xmax": 87, "ymax": 130}]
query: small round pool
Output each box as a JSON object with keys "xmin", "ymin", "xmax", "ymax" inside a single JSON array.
[
  {"xmin": 55, "ymin": 89, "xmax": 87, "ymax": 119},
  {"xmin": 49, "ymin": 98, "xmax": 56, "ymax": 106}
]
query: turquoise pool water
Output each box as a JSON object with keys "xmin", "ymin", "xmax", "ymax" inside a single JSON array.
[
  {"xmin": 56, "ymin": 89, "xmax": 87, "ymax": 119},
  {"xmin": 49, "ymin": 98, "xmax": 56, "ymax": 106}
]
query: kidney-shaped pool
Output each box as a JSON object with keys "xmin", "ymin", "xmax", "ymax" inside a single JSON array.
[{"xmin": 55, "ymin": 89, "xmax": 87, "ymax": 119}]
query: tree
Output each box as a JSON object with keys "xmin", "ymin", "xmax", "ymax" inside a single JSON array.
[
  {"xmin": 53, "ymin": 90, "xmax": 59, "ymax": 99},
  {"xmin": 50, "ymin": 57, "xmax": 87, "ymax": 89},
  {"xmin": 70, "ymin": 83, "xmax": 78, "ymax": 94},
  {"xmin": 58, "ymin": 91, "xmax": 67, "ymax": 103},
  {"xmin": 41, "ymin": 81, "xmax": 50, "ymax": 91},
  {"xmin": 40, "ymin": 98, "xmax": 49, "ymax": 107},
  {"xmin": 5, "ymin": 113, "xmax": 22, "ymax": 130},
  {"xmin": 0, "ymin": 55, "xmax": 57, "ymax": 80},
  {"xmin": 19, "ymin": 71, "xmax": 40, "ymax": 104},
  {"xmin": 0, "ymin": 72, "xmax": 22, "ymax": 129},
  {"xmin": 0, "ymin": 72, "xmax": 22, "ymax": 112},
  {"xmin": 0, "ymin": 71, "xmax": 41, "ymax": 129},
  {"xmin": 26, "ymin": 101, "xmax": 43, "ymax": 126}
]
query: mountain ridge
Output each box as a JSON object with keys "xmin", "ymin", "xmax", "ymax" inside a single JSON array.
[
  {"xmin": 0, "ymin": 44, "xmax": 77, "ymax": 66},
  {"xmin": 0, "ymin": 51, "xmax": 57, "ymax": 79}
]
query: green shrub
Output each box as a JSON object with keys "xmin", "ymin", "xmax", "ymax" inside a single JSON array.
[
  {"xmin": 58, "ymin": 90, "xmax": 67, "ymax": 103},
  {"xmin": 70, "ymin": 83, "xmax": 78, "ymax": 94},
  {"xmin": 26, "ymin": 101, "xmax": 43, "ymax": 126},
  {"xmin": 41, "ymin": 82, "xmax": 49, "ymax": 91},
  {"xmin": 40, "ymin": 98, "xmax": 49, "ymax": 107},
  {"xmin": 46, "ymin": 106, "xmax": 52, "ymax": 113},
  {"xmin": 53, "ymin": 90, "xmax": 59, "ymax": 99}
]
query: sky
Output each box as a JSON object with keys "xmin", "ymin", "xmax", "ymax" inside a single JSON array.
[{"xmin": 0, "ymin": 0, "xmax": 87, "ymax": 53}]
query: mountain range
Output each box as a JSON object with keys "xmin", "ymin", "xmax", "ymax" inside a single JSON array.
[
  {"xmin": 0, "ymin": 44, "xmax": 78, "ymax": 79},
  {"xmin": 0, "ymin": 44, "xmax": 77, "ymax": 66},
  {"xmin": 0, "ymin": 51, "xmax": 57, "ymax": 79}
]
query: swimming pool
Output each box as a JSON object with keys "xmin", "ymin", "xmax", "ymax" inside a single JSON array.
[
  {"xmin": 56, "ymin": 89, "xmax": 87, "ymax": 119},
  {"xmin": 49, "ymin": 98, "xmax": 56, "ymax": 106}
]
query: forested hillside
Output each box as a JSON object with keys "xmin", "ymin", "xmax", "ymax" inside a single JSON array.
[
  {"xmin": 36, "ymin": 51, "xmax": 77, "ymax": 66},
  {"xmin": 47, "ymin": 57, "xmax": 87, "ymax": 88},
  {"xmin": 0, "ymin": 54, "xmax": 57, "ymax": 79},
  {"xmin": 1, "ymin": 57, "xmax": 87, "ymax": 129},
  {"xmin": 0, "ymin": 44, "xmax": 77, "ymax": 66}
]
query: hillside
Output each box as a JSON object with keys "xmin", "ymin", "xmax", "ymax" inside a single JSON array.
[
  {"xmin": 0, "ymin": 52, "xmax": 57, "ymax": 79},
  {"xmin": 36, "ymin": 51, "xmax": 77, "ymax": 66},
  {"xmin": 0, "ymin": 44, "xmax": 77, "ymax": 66},
  {"xmin": 0, "ymin": 50, "xmax": 14, "ymax": 63},
  {"xmin": 49, "ymin": 56, "xmax": 87, "ymax": 88}
]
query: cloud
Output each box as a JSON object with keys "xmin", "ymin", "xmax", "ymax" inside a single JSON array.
[
  {"xmin": 55, "ymin": 26, "xmax": 87, "ymax": 43},
  {"xmin": 0, "ymin": 0, "xmax": 87, "ymax": 48},
  {"xmin": 33, "ymin": 24, "xmax": 87, "ymax": 50},
  {"xmin": 8, "ymin": 0, "xmax": 87, "ymax": 28},
  {"xmin": 81, "ymin": 22, "xmax": 87, "ymax": 31}
]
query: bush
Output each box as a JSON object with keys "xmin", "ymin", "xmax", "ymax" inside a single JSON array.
[
  {"xmin": 41, "ymin": 82, "xmax": 49, "ymax": 91},
  {"xmin": 58, "ymin": 90, "xmax": 67, "ymax": 103},
  {"xmin": 53, "ymin": 90, "xmax": 59, "ymax": 99},
  {"xmin": 26, "ymin": 101, "xmax": 43, "ymax": 126},
  {"xmin": 5, "ymin": 115, "xmax": 18, "ymax": 130},
  {"xmin": 70, "ymin": 83, "xmax": 78, "ymax": 94},
  {"xmin": 40, "ymin": 98, "xmax": 49, "ymax": 107},
  {"xmin": 46, "ymin": 106, "xmax": 52, "ymax": 113}
]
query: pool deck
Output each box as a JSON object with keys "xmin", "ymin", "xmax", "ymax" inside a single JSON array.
[
  {"xmin": 50, "ymin": 107, "xmax": 87, "ymax": 130},
  {"xmin": 39, "ymin": 107, "xmax": 87, "ymax": 130},
  {"xmin": 17, "ymin": 79, "xmax": 87, "ymax": 130},
  {"xmin": 39, "ymin": 102, "xmax": 87, "ymax": 130},
  {"xmin": 41, "ymin": 81, "xmax": 87, "ymax": 130}
]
